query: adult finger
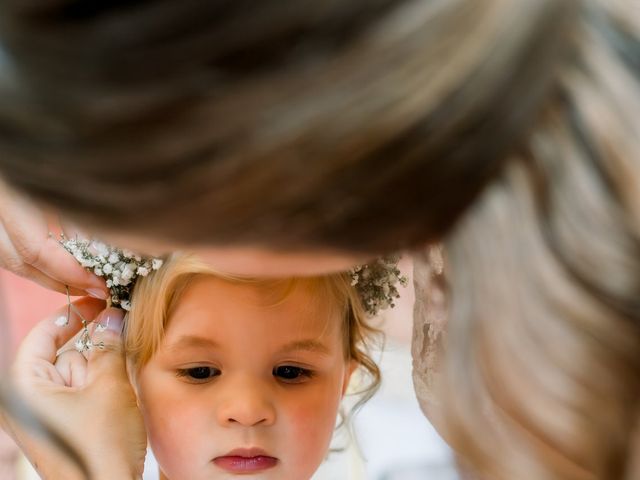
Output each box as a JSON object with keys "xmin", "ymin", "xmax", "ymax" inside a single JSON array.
[
  {"xmin": 54, "ymin": 349, "xmax": 88, "ymax": 387},
  {"xmin": 85, "ymin": 308, "xmax": 126, "ymax": 383},
  {"xmin": 0, "ymin": 222, "xmax": 86, "ymax": 296},
  {"xmin": 14, "ymin": 297, "xmax": 106, "ymax": 366},
  {"xmin": 0, "ymin": 187, "xmax": 109, "ymax": 299}
]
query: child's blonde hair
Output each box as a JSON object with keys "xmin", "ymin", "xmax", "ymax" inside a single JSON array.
[{"xmin": 124, "ymin": 253, "xmax": 381, "ymax": 409}]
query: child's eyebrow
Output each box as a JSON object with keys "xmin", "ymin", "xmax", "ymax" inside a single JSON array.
[
  {"xmin": 165, "ymin": 336, "xmax": 331, "ymax": 355},
  {"xmin": 166, "ymin": 334, "xmax": 220, "ymax": 351},
  {"xmin": 277, "ymin": 339, "xmax": 331, "ymax": 356}
]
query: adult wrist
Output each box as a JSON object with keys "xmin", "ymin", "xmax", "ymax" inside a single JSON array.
[
  {"xmin": 90, "ymin": 460, "xmax": 141, "ymax": 480},
  {"xmin": 93, "ymin": 470, "xmax": 140, "ymax": 480}
]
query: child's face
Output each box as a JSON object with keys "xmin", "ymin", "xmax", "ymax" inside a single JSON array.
[{"xmin": 135, "ymin": 276, "xmax": 355, "ymax": 480}]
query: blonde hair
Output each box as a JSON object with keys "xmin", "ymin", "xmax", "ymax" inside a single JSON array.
[
  {"xmin": 438, "ymin": 3, "xmax": 640, "ymax": 479},
  {"xmin": 124, "ymin": 253, "xmax": 381, "ymax": 408}
]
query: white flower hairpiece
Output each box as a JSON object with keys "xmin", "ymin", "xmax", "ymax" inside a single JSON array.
[
  {"xmin": 60, "ymin": 235, "xmax": 163, "ymax": 311},
  {"xmin": 59, "ymin": 235, "xmax": 405, "ymax": 352},
  {"xmin": 350, "ymin": 255, "xmax": 408, "ymax": 317},
  {"xmin": 58, "ymin": 235, "xmax": 164, "ymax": 354}
]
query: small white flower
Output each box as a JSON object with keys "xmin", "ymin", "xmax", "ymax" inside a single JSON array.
[
  {"xmin": 102, "ymin": 263, "xmax": 113, "ymax": 275},
  {"xmin": 121, "ymin": 264, "xmax": 135, "ymax": 282},
  {"xmin": 108, "ymin": 252, "xmax": 120, "ymax": 264},
  {"xmin": 120, "ymin": 300, "xmax": 131, "ymax": 311},
  {"xmin": 152, "ymin": 258, "xmax": 163, "ymax": 270},
  {"xmin": 94, "ymin": 267, "xmax": 103, "ymax": 276},
  {"xmin": 137, "ymin": 266, "xmax": 150, "ymax": 276},
  {"xmin": 91, "ymin": 241, "xmax": 110, "ymax": 258},
  {"xmin": 79, "ymin": 257, "xmax": 94, "ymax": 268}
]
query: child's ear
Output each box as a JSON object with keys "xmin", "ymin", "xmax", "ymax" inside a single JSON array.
[{"xmin": 341, "ymin": 360, "xmax": 358, "ymax": 397}]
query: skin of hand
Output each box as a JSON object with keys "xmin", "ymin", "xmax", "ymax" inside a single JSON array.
[
  {"xmin": 0, "ymin": 182, "xmax": 109, "ymax": 299},
  {"xmin": 1, "ymin": 298, "xmax": 146, "ymax": 480}
]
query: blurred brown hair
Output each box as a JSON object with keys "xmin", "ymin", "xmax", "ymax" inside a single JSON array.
[{"xmin": 0, "ymin": 0, "xmax": 571, "ymax": 253}]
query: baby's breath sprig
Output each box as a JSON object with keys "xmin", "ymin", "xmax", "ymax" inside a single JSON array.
[
  {"xmin": 60, "ymin": 235, "xmax": 163, "ymax": 311},
  {"xmin": 350, "ymin": 255, "xmax": 408, "ymax": 317},
  {"xmin": 59, "ymin": 235, "xmax": 164, "ymax": 354}
]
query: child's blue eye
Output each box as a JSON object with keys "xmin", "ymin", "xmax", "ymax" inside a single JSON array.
[
  {"xmin": 177, "ymin": 366, "xmax": 221, "ymax": 381},
  {"xmin": 273, "ymin": 366, "xmax": 313, "ymax": 383}
]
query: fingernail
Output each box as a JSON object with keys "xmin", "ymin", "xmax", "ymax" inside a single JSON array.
[
  {"xmin": 87, "ymin": 288, "xmax": 109, "ymax": 300},
  {"xmin": 101, "ymin": 308, "xmax": 125, "ymax": 334},
  {"xmin": 60, "ymin": 219, "xmax": 90, "ymax": 241}
]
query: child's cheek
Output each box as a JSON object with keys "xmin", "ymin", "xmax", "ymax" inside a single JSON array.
[
  {"xmin": 140, "ymin": 384, "xmax": 181, "ymax": 465},
  {"xmin": 284, "ymin": 383, "xmax": 343, "ymax": 457},
  {"xmin": 138, "ymin": 371, "xmax": 208, "ymax": 478}
]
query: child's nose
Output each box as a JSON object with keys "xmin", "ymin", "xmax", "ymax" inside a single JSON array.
[{"xmin": 216, "ymin": 375, "xmax": 276, "ymax": 427}]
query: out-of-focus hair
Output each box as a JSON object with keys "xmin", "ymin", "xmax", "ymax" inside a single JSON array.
[
  {"xmin": 440, "ymin": 2, "xmax": 640, "ymax": 478},
  {"xmin": 0, "ymin": 0, "xmax": 573, "ymax": 254}
]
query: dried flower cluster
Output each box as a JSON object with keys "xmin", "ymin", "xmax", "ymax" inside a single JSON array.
[
  {"xmin": 350, "ymin": 255, "xmax": 408, "ymax": 316},
  {"xmin": 60, "ymin": 236, "xmax": 163, "ymax": 311}
]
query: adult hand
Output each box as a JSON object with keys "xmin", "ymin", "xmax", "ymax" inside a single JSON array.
[
  {"xmin": 0, "ymin": 182, "xmax": 109, "ymax": 299},
  {"xmin": 1, "ymin": 298, "xmax": 146, "ymax": 480}
]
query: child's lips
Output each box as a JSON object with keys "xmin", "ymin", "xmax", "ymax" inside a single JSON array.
[{"xmin": 213, "ymin": 448, "xmax": 278, "ymax": 473}]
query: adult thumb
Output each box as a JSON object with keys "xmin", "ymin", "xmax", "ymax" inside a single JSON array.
[{"xmin": 85, "ymin": 307, "xmax": 127, "ymax": 381}]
